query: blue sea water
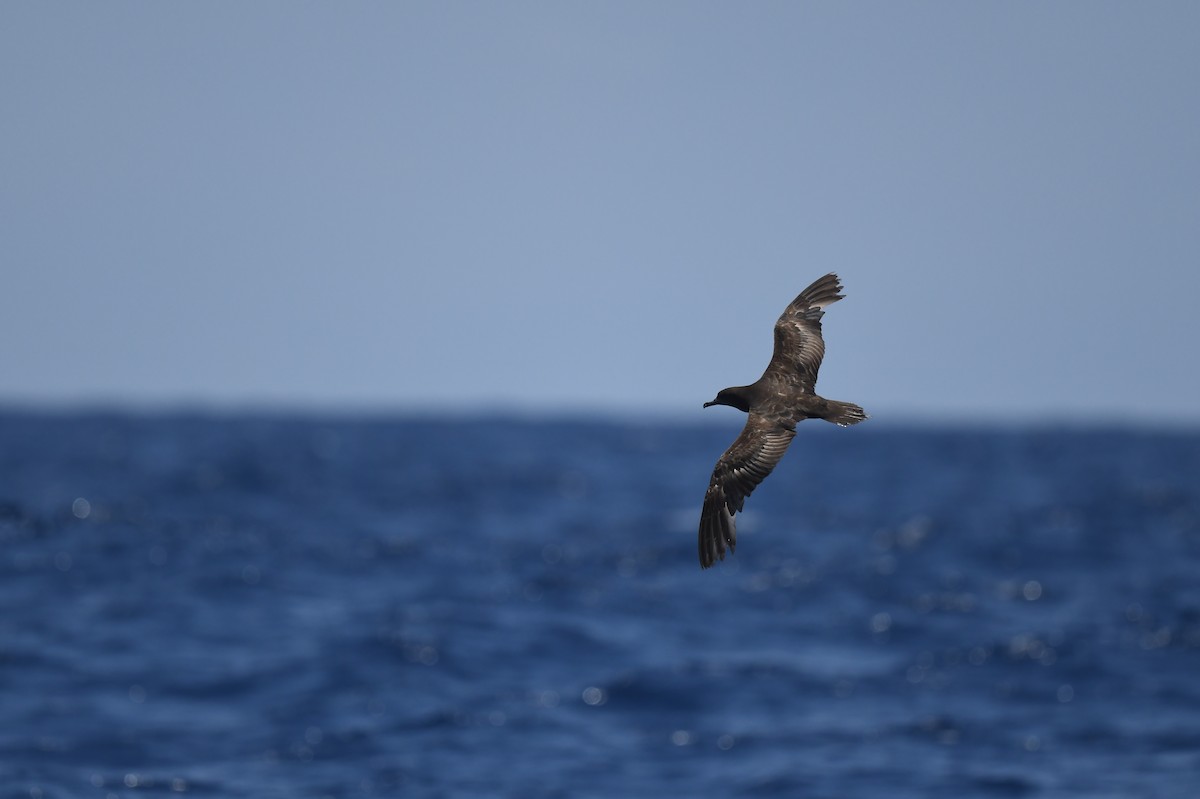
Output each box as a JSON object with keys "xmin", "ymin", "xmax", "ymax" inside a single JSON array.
[{"xmin": 1, "ymin": 411, "xmax": 1199, "ymax": 798}]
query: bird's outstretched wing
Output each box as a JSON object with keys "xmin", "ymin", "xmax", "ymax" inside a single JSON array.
[
  {"xmin": 767, "ymin": 272, "xmax": 844, "ymax": 393},
  {"xmin": 698, "ymin": 414, "xmax": 796, "ymax": 568}
]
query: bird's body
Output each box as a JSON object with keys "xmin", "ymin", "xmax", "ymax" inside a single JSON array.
[{"xmin": 699, "ymin": 273, "xmax": 866, "ymax": 569}]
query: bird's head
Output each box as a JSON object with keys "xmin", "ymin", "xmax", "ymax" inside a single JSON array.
[{"xmin": 703, "ymin": 387, "xmax": 751, "ymax": 413}]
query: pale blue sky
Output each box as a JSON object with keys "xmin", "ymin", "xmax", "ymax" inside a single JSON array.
[{"xmin": 3, "ymin": 3, "xmax": 1198, "ymax": 422}]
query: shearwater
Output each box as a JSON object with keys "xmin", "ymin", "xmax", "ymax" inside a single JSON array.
[{"xmin": 699, "ymin": 273, "xmax": 867, "ymax": 569}]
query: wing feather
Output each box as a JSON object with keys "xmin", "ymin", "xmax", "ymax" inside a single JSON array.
[
  {"xmin": 767, "ymin": 272, "xmax": 844, "ymax": 392},
  {"xmin": 698, "ymin": 415, "xmax": 796, "ymax": 568}
]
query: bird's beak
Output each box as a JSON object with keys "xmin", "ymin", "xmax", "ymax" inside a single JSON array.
[{"xmin": 703, "ymin": 401, "xmax": 714, "ymax": 408}]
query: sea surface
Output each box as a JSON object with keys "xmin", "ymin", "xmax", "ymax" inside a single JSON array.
[{"xmin": 2, "ymin": 411, "xmax": 1199, "ymax": 798}]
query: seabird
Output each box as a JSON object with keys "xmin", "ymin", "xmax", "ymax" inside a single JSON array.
[{"xmin": 698, "ymin": 272, "xmax": 867, "ymax": 569}]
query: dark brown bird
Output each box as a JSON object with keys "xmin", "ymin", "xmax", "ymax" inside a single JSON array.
[{"xmin": 699, "ymin": 273, "xmax": 867, "ymax": 569}]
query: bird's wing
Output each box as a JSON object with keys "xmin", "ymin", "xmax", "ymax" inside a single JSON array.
[
  {"xmin": 767, "ymin": 272, "xmax": 844, "ymax": 393},
  {"xmin": 698, "ymin": 414, "xmax": 796, "ymax": 568}
]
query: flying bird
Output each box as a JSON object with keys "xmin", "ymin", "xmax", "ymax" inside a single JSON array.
[{"xmin": 698, "ymin": 273, "xmax": 867, "ymax": 569}]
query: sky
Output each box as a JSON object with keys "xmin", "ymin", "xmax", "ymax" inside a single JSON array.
[{"xmin": 3, "ymin": 2, "xmax": 1198, "ymax": 423}]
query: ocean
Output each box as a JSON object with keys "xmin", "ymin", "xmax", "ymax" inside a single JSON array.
[{"xmin": 2, "ymin": 411, "xmax": 1198, "ymax": 798}]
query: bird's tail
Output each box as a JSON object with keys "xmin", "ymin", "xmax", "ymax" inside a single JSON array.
[{"xmin": 822, "ymin": 400, "xmax": 868, "ymax": 427}]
